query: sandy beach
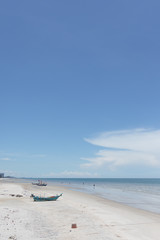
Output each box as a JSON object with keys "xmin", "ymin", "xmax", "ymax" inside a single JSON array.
[{"xmin": 0, "ymin": 179, "xmax": 160, "ymax": 240}]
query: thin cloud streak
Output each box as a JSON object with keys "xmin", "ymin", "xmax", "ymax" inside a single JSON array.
[
  {"xmin": 0, "ymin": 152, "xmax": 47, "ymax": 160},
  {"xmin": 0, "ymin": 158, "xmax": 11, "ymax": 161},
  {"xmin": 45, "ymin": 171, "xmax": 99, "ymax": 178},
  {"xmin": 83, "ymin": 129, "xmax": 160, "ymax": 169}
]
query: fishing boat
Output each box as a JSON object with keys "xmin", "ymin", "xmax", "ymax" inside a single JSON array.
[
  {"xmin": 33, "ymin": 193, "xmax": 63, "ymax": 202},
  {"xmin": 32, "ymin": 180, "xmax": 47, "ymax": 186}
]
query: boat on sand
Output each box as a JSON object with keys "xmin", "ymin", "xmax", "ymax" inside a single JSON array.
[
  {"xmin": 32, "ymin": 180, "xmax": 47, "ymax": 186},
  {"xmin": 32, "ymin": 193, "xmax": 63, "ymax": 202}
]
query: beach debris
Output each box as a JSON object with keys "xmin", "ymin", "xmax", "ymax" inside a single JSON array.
[
  {"xmin": 8, "ymin": 235, "xmax": 17, "ymax": 240},
  {"xmin": 16, "ymin": 194, "xmax": 23, "ymax": 197},
  {"xmin": 10, "ymin": 194, "xmax": 15, "ymax": 197},
  {"xmin": 71, "ymin": 223, "xmax": 77, "ymax": 228},
  {"xmin": 9, "ymin": 194, "xmax": 23, "ymax": 197}
]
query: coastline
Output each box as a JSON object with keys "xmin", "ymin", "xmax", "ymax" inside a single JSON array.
[
  {"xmin": 1, "ymin": 178, "xmax": 160, "ymax": 240},
  {"xmin": 24, "ymin": 177, "xmax": 160, "ymax": 214}
]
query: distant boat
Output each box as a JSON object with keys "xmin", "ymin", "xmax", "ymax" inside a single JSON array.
[
  {"xmin": 33, "ymin": 193, "xmax": 63, "ymax": 202},
  {"xmin": 32, "ymin": 180, "xmax": 47, "ymax": 186}
]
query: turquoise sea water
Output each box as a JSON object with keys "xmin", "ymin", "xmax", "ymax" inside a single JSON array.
[{"xmin": 26, "ymin": 178, "xmax": 160, "ymax": 214}]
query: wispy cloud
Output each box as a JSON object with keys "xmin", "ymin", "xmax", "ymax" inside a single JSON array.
[
  {"xmin": 0, "ymin": 157, "xmax": 11, "ymax": 161},
  {"xmin": 0, "ymin": 151, "xmax": 46, "ymax": 160},
  {"xmin": 83, "ymin": 129, "xmax": 160, "ymax": 169},
  {"xmin": 45, "ymin": 171, "xmax": 99, "ymax": 178}
]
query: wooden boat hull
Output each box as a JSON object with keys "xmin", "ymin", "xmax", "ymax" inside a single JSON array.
[{"xmin": 33, "ymin": 193, "xmax": 62, "ymax": 202}]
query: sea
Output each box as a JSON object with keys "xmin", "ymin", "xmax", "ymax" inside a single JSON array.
[{"xmin": 25, "ymin": 178, "xmax": 160, "ymax": 214}]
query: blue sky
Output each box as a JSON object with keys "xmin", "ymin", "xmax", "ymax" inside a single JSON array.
[{"xmin": 1, "ymin": 0, "xmax": 160, "ymax": 178}]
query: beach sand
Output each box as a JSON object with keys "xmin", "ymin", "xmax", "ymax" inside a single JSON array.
[{"xmin": 0, "ymin": 179, "xmax": 160, "ymax": 240}]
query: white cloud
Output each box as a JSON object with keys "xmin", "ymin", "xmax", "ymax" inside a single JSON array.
[
  {"xmin": 0, "ymin": 152, "xmax": 46, "ymax": 160},
  {"xmin": 83, "ymin": 129, "xmax": 160, "ymax": 169},
  {"xmin": 45, "ymin": 171, "xmax": 99, "ymax": 178},
  {"xmin": 0, "ymin": 157, "xmax": 11, "ymax": 161}
]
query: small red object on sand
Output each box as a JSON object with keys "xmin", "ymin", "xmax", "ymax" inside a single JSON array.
[{"xmin": 71, "ymin": 224, "xmax": 77, "ymax": 228}]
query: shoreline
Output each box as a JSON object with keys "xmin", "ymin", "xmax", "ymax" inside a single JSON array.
[
  {"xmin": 1, "ymin": 178, "xmax": 160, "ymax": 239},
  {"xmin": 16, "ymin": 177, "xmax": 160, "ymax": 214}
]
